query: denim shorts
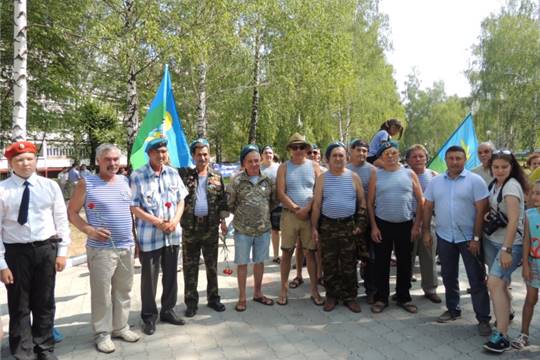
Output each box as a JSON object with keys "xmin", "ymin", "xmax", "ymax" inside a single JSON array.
[
  {"xmin": 234, "ymin": 231, "xmax": 270, "ymax": 265},
  {"xmin": 488, "ymin": 240, "xmax": 523, "ymax": 283}
]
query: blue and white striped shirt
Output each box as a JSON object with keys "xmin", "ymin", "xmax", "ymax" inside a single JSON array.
[
  {"xmin": 347, "ymin": 162, "xmax": 374, "ymax": 198},
  {"xmin": 85, "ymin": 175, "xmax": 134, "ymax": 249},
  {"xmin": 375, "ymin": 167, "xmax": 415, "ymax": 223},
  {"xmin": 286, "ymin": 160, "xmax": 315, "ymax": 208},
  {"xmin": 131, "ymin": 164, "xmax": 188, "ymax": 252},
  {"xmin": 410, "ymin": 169, "xmax": 434, "ymax": 214},
  {"xmin": 322, "ymin": 170, "xmax": 356, "ymax": 219}
]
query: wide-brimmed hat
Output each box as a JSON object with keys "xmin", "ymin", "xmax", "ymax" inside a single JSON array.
[{"xmin": 286, "ymin": 133, "xmax": 311, "ymax": 150}]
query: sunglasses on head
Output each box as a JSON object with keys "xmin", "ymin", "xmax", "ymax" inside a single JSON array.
[
  {"xmin": 493, "ymin": 149, "xmax": 512, "ymax": 156},
  {"xmin": 290, "ymin": 145, "xmax": 306, "ymax": 151}
]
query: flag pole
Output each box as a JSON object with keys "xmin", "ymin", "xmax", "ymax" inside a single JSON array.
[
  {"xmin": 163, "ymin": 64, "xmax": 168, "ymax": 129},
  {"xmin": 427, "ymin": 112, "xmax": 472, "ymax": 168}
]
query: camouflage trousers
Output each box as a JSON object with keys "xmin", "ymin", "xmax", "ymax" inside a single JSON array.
[
  {"xmin": 319, "ymin": 216, "xmax": 359, "ymax": 302},
  {"xmin": 182, "ymin": 227, "xmax": 220, "ymax": 306}
]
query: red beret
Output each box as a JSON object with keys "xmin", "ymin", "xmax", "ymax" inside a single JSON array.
[{"xmin": 4, "ymin": 141, "xmax": 37, "ymax": 160}]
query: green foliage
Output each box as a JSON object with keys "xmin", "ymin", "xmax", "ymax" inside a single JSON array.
[
  {"xmin": 2, "ymin": 0, "xmax": 404, "ymax": 162},
  {"xmin": 402, "ymin": 72, "xmax": 468, "ymax": 155},
  {"xmin": 468, "ymin": 0, "xmax": 540, "ymax": 151}
]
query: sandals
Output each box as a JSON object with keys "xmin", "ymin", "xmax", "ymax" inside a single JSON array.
[
  {"xmin": 235, "ymin": 300, "xmax": 247, "ymax": 312},
  {"xmin": 253, "ymin": 296, "xmax": 274, "ymax": 306},
  {"xmin": 272, "ymin": 257, "xmax": 281, "ymax": 264},
  {"xmin": 276, "ymin": 296, "xmax": 288, "ymax": 306},
  {"xmin": 370, "ymin": 301, "xmax": 387, "ymax": 314},
  {"xmin": 310, "ymin": 295, "xmax": 324, "ymax": 306},
  {"xmin": 397, "ymin": 302, "xmax": 417, "ymax": 314},
  {"xmin": 289, "ymin": 277, "xmax": 304, "ymax": 289}
]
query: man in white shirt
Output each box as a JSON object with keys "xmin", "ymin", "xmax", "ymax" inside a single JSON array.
[{"xmin": 0, "ymin": 141, "xmax": 70, "ymax": 360}]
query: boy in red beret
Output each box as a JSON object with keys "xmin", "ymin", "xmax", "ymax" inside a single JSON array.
[{"xmin": 0, "ymin": 141, "xmax": 70, "ymax": 360}]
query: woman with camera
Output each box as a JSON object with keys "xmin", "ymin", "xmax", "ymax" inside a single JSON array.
[{"xmin": 483, "ymin": 150, "xmax": 529, "ymax": 353}]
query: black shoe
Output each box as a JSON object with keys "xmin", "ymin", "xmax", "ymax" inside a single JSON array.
[
  {"xmin": 160, "ymin": 310, "xmax": 185, "ymax": 326},
  {"xmin": 185, "ymin": 306, "xmax": 197, "ymax": 318},
  {"xmin": 37, "ymin": 350, "xmax": 58, "ymax": 360},
  {"xmin": 142, "ymin": 320, "xmax": 156, "ymax": 335},
  {"xmin": 207, "ymin": 301, "xmax": 226, "ymax": 312}
]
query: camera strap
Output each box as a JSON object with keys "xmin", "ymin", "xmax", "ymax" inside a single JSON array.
[{"xmin": 488, "ymin": 178, "xmax": 522, "ymax": 237}]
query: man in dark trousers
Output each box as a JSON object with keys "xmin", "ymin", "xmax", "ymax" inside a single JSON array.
[
  {"xmin": 0, "ymin": 141, "xmax": 70, "ymax": 360},
  {"xmin": 179, "ymin": 139, "xmax": 228, "ymax": 317}
]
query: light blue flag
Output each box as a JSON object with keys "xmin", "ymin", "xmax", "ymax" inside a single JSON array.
[
  {"xmin": 130, "ymin": 65, "xmax": 192, "ymax": 169},
  {"xmin": 428, "ymin": 113, "xmax": 480, "ymax": 173}
]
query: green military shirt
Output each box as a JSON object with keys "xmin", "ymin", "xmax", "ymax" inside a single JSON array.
[
  {"xmin": 227, "ymin": 171, "xmax": 276, "ymax": 236},
  {"xmin": 178, "ymin": 166, "xmax": 228, "ymax": 230}
]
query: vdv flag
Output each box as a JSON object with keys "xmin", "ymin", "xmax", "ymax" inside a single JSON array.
[
  {"xmin": 428, "ymin": 113, "xmax": 480, "ymax": 173},
  {"xmin": 130, "ymin": 65, "xmax": 192, "ymax": 170}
]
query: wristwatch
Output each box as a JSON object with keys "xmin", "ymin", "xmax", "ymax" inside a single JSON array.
[
  {"xmin": 473, "ymin": 236, "xmax": 480, "ymax": 242},
  {"xmin": 501, "ymin": 246, "xmax": 512, "ymax": 254}
]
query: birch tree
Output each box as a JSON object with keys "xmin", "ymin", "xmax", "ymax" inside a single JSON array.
[{"xmin": 12, "ymin": 0, "xmax": 27, "ymax": 141}]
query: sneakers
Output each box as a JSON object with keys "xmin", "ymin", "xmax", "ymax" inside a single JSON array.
[
  {"xmin": 112, "ymin": 328, "xmax": 140, "ymax": 343},
  {"xmin": 437, "ymin": 310, "xmax": 461, "ymax": 323},
  {"xmin": 483, "ymin": 330, "xmax": 510, "ymax": 353},
  {"xmin": 511, "ymin": 333, "xmax": 529, "ymax": 350},
  {"xmin": 96, "ymin": 335, "xmax": 115, "ymax": 354}
]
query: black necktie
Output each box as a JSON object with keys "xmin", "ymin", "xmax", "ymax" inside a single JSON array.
[{"xmin": 17, "ymin": 181, "xmax": 30, "ymax": 225}]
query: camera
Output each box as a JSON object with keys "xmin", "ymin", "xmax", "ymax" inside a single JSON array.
[{"xmin": 483, "ymin": 209, "xmax": 508, "ymax": 236}]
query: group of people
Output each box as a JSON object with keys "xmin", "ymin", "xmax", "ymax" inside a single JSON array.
[{"xmin": 0, "ymin": 117, "xmax": 539, "ymax": 359}]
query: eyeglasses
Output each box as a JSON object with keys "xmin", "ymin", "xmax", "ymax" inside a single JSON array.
[{"xmin": 290, "ymin": 145, "xmax": 306, "ymax": 151}]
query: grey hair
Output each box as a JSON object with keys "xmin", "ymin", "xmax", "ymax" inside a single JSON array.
[
  {"xmin": 478, "ymin": 141, "xmax": 495, "ymax": 152},
  {"xmin": 96, "ymin": 143, "xmax": 122, "ymax": 159}
]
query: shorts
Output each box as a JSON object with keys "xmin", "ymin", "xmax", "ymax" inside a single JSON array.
[
  {"xmin": 280, "ymin": 209, "xmax": 315, "ymax": 251},
  {"xmin": 234, "ymin": 231, "xmax": 270, "ymax": 265},
  {"xmin": 488, "ymin": 241, "xmax": 523, "ymax": 283},
  {"xmin": 526, "ymin": 257, "xmax": 540, "ymax": 289},
  {"xmin": 483, "ymin": 238, "xmax": 499, "ymax": 272},
  {"xmin": 270, "ymin": 207, "xmax": 282, "ymax": 231}
]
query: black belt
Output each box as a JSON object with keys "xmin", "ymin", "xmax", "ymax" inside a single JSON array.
[
  {"xmin": 195, "ymin": 216, "xmax": 208, "ymax": 224},
  {"xmin": 5, "ymin": 236, "xmax": 61, "ymax": 248},
  {"xmin": 321, "ymin": 214, "xmax": 355, "ymax": 223}
]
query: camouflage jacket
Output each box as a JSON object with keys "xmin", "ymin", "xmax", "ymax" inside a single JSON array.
[
  {"xmin": 227, "ymin": 171, "xmax": 276, "ymax": 236},
  {"xmin": 178, "ymin": 166, "xmax": 229, "ymax": 230}
]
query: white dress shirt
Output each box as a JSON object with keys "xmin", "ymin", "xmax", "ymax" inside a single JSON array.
[{"xmin": 0, "ymin": 172, "xmax": 71, "ymax": 269}]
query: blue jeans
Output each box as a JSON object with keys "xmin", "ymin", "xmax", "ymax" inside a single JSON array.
[{"xmin": 437, "ymin": 236, "xmax": 491, "ymax": 322}]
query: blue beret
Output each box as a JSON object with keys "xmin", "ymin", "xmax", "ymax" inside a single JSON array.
[
  {"xmin": 349, "ymin": 138, "xmax": 369, "ymax": 149},
  {"xmin": 376, "ymin": 140, "xmax": 399, "ymax": 159},
  {"xmin": 146, "ymin": 138, "xmax": 168, "ymax": 153},
  {"xmin": 325, "ymin": 141, "xmax": 346, "ymax": 160},
  {"xmin": 190, "ymin": 138, "xmax": 209, "ymax": 154},
  {"xmin": 240, "ymin": 144, "xmax": 259, "ymax": 164}
]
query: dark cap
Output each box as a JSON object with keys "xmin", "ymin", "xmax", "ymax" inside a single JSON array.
[{"xmin": 240, "ymin": 144, "xmax": 259, "ymax": 164}]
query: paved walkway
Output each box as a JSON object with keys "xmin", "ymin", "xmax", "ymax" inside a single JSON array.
[{"xmin": 1, "ymin": 238, "xmax": 540, "ymax": 359}]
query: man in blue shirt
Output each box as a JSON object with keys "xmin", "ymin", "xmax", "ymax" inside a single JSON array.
[
  {"xmin": 131, "ymin": 138, "xmax": 188, "ymax": 335},
  {"xmin": 423, "ymin": 145, "xmax": 491, "ymax": 336}
]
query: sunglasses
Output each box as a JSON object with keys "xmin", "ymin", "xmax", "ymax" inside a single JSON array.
[
  {"xmin": 290, "ymin": 145, "xmax": 306, "ymax": 151},
  {"xmin": 493, "ymin": 149, "xmax": 512, "ymax": 155},
  {"xmin": 307, "ymin": 150, "xmax": 319, "ymax": 155}
]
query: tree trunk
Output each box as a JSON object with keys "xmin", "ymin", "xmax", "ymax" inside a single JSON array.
[
  {"xmin": 125, "ymin": 63, "xmax": 139, "ymax": 162},
  {"xmin": 12, "ymin": 0, "xmax": 28, "ymax": 141},
  {"xmin": 196, "ymin": 62, "xmax": 207, "ymax": 138},
  {"xmin": 123, "ymin": 0, "xmax": 139, "ymax": 163},
  {"xmin": 337, "ymin": 110, "xmax": 343, "ymax": 142},
  {"xmin": 344, "ymin": 104, "xmax": 352, "ymax": 142},
  {"xmin": 248, "ymin": 28, "xmax": 262, "ymax": 144}
]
